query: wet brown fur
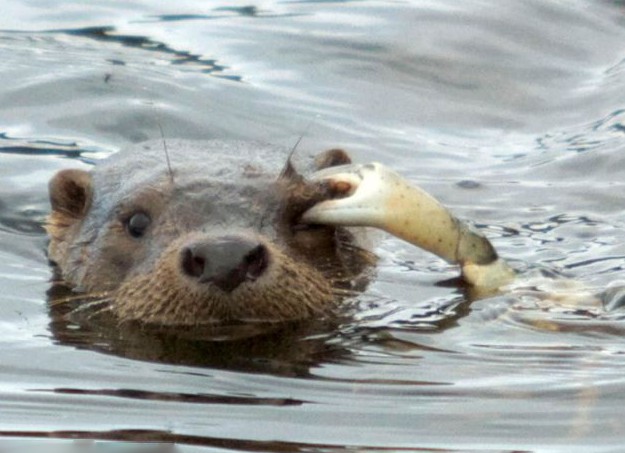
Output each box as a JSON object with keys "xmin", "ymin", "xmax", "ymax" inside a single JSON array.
[{"xmin": 45, "ymin": 140, "xmax": 372, "ymax": 327}]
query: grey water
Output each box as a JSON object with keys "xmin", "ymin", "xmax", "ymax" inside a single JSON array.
[{"xmin": 2, "ymin": 0, "xmax": 625, "ymax": 451}]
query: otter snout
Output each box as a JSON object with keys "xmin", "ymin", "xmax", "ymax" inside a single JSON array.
[{"xmin": 180, "ymin": 236, "xmax": 269, "ymax": 292}]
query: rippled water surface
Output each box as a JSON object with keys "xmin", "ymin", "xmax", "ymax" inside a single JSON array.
[{"xmin": 2, "ymin": 0, "xmax": 625, "ymax": 451}]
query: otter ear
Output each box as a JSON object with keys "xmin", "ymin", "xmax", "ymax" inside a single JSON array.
[
  {"xmin": 314, "ymin": 148, "xmax": 352, "ymax": 170},
  {"xmin": 49, "ymin": 169, "xmax": 93, "ymax": 219}
]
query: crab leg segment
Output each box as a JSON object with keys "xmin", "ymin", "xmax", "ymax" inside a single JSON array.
[{"xmin": 302, "ymin": 163, "xmax": 514, "ymax": 289}]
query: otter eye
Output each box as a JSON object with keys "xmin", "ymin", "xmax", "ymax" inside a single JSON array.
[{"xmin": 126, "ymin": 212, "xmax": 151, "ymax": 238}]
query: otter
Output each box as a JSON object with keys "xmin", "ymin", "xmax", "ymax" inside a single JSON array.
[
  {"xmin": 49, "ymin": 138, "xmax": 605, "ymax": 334},
  {"xmin": 46, "ymin": 140, "xmax": 372, "ymax": 327}
]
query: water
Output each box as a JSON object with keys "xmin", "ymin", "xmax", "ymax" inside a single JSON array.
[{"xmin": 1, "ymin": 0, "xmax": 625, "ymax": 450}]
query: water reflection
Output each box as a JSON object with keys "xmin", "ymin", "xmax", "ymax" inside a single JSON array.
[
  {"xmin": 47, "ymin": 282, "xmax": 352, "ymax": 376},
  {"xmin": 60, "ymin": 27, "xmax": 238, "ymax": 79},
  {"xmin": 2, "ymin": 0, "xmax": 625, "ymax": 450}
]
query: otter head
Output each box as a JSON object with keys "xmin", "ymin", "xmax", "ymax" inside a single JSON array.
[{"xmin": 46, "ymin": 140, "xmax": 369, "ymax": 326}]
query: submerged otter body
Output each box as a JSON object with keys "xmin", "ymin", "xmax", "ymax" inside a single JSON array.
[{"xmin": 46, "ymin": 140, "xmax": 370, "ymax": 326}]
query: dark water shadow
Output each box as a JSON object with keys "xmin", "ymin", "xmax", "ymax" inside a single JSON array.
[
  {"xmin": 1, "ymin": 26, "xmax": 240, "ymax": 81},
  {"xmin": 149, "ymin": 5, "xmax": 304, "ymax": 22},
  {"xmin": 0, "ymin": 132, "xmax": 104, "ymax": 165},
  {"xmin": 0, "ymin": 429, "xmax": 488, "ymax": 452},
  {"xmin": 46, "ymin": 281, "xmax": 354, "ymax": 377},
  {"xmin": 62, "ymin": 26, "xmax": 237, "ymax": 80}
]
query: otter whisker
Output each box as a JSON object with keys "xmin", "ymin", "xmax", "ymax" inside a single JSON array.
[
  {"xmin": 331, "ymin": 287, "xmax": 361, "ymax": 298},
  {"xmin": 157, "ymin": 122, "xmax": 174, "ymax": 185},
  {"xmin": 278, "ymin": 118, "xmax": 317, "ymax": 181},
  {"xmin": 82, "ymin": 303, "xmax": 114, "ymax": 321},
  {"xmin": 48, "ymin": 291, "xmax": 113, "ymax": 307},
  {"xmin": 69, "ymin": 298, "xmax": 113, "ymax": 316},
  {"xmin": 329, "ymin": 271, "xmax": 367, "ymax": 282}
]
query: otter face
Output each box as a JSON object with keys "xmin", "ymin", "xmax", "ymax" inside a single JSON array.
[{"xmin": 46, "ymin": 140, "xmax": 370, "ymax": 326}]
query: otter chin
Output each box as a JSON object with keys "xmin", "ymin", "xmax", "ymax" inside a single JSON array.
[{"xmin": 45, "ymin": 140, "xmax": 372, "ymax": 326}]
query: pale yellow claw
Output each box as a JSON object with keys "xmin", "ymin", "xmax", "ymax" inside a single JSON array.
[
  {"xmin": 303, "ymin": 163, "xmax": 390, "ymax": 229},
  {"xmin": 303, "ymin": 163, "xmax": 515, "ymax": 289}
]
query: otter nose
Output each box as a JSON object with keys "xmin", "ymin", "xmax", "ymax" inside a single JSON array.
[{"xmin": 181, "ymin": 236, "xmax": 268, "ymax": 292}]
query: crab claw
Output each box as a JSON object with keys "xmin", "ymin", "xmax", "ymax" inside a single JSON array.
[
  {"xmin": 303, "ymin": 162, "xmax": 515, "ymax": 289},
  {"xmin": 302, "ymin": 163, "xmax": 393, "ymax": 227}
]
